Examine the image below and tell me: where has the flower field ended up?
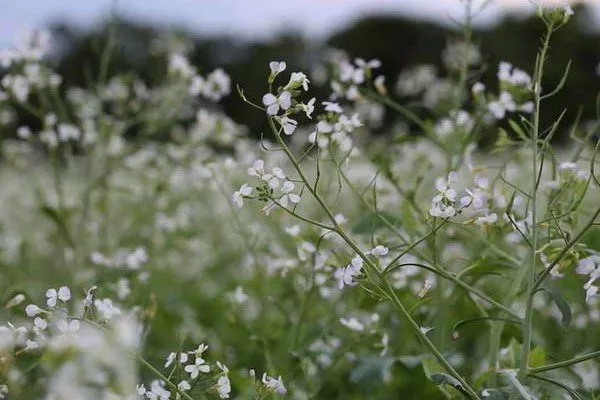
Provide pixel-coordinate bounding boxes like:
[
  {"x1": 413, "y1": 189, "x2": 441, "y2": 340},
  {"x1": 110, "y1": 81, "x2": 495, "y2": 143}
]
[{"x1": 2, "y1": 2, "x2": 600, "y2": 399}]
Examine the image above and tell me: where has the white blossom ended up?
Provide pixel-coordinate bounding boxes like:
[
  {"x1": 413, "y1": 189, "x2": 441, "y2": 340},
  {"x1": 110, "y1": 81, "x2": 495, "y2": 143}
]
[
  {"x1": 261, "y1": 373, "x2": 287, "y2": 395},
  {"x1": 262, "y1": 91, "x2": 292, "y2": 116}
]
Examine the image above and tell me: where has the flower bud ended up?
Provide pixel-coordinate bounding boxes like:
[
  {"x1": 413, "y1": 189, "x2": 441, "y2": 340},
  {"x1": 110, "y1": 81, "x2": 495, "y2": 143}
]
[{"x1": 538, "y1": 1, "x2": 573, "y2": 26}]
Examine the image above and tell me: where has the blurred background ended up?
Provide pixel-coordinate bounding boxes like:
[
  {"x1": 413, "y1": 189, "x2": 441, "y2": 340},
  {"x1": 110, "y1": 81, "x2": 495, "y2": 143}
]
[{"x1": 2, "y1": 0, "x2": 600, "y2": 140}]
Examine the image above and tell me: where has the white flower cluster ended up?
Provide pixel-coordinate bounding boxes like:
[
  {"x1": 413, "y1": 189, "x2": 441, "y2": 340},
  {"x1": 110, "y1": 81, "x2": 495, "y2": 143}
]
[
  {"x1": 2, "y1": 287, "x2": 141, "y2": 399},
  {"x1": 335, "y1": 255, "x2": 364, "y2": 289},
  {"x1": 308, "y1": 102, "x2": 362, "y2": 153},
  {"x1": 434, "y1": 109, "x2": 474, "y2": 141},
  {"x1": 168, "y1": 53, "x2": 231, "y2": 101},
  {"x1": 329, "y1": 57, "x2": 381, "y2": 101},
  {"x1": 233, "y1": 159, "x2": 301, "y2": 213},
  {"x1": 576, "y1": 256, "x2": 600, "y2": 303},
  {"x1": 0, "y1": 30, "x2": 62, "y2": 103},
  {"x1": 262, "y1": 61, "x2": 315, "y2": 136},
  {"x1": 544, "y1": 161, "x2": 589, "y2": 190},
  {"x1": 90, "y1": 246, "x2": 148, "y2": 270},
  {"x1": 483, "y1": 62, "x2": 534, "y2": 120},
  {"x1": 429, "y1": 172, "x2": 462, "y2": 218},
  {"x1": 138, "y1": 343, "x2": 230, "y2": 399},
  {"x1": 396, "y1": 64, "x2": 438, "y2": 97}
]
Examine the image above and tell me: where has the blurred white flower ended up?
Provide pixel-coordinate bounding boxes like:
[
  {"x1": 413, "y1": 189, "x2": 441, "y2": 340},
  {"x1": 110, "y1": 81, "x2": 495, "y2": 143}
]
[
  {"x1": 45, "y1": 286, "x2": 71, "y2": 308},
  {"x1": 262, "y1": 373, "x2": 287, "y2": 395}
]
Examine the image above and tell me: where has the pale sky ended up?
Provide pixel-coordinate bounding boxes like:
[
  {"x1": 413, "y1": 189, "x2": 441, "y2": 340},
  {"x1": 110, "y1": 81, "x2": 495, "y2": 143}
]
[{"x1": 1, "y1": 0, "x2": 598, "y2": 45}]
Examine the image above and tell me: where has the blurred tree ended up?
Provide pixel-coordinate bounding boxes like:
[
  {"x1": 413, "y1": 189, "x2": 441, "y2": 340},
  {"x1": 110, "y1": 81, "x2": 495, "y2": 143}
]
[{"x1": 8, "y1": 3, "x2": 600, "y2": 142}]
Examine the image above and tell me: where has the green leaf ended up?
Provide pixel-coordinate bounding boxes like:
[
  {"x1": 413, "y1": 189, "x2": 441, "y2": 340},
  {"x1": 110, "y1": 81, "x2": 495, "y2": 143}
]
[
  {"x1": 508, "y1": 119, "x2": 529, "y2": 141},
  {"x1": 493, "y1": 128, "x2": 518, "y2": 153},
  {"x1": 500, "y1": 338, "x2": 521, "y2": 369},
  {"x1": 501, "y1": 370, "x2": 539, "y2": 400},
  {"x1": 40, "y1": 205, "x2": 75, "y2": 248},
  {"x1": 422, "y1": 357, "x2": 469, "y2": 397},
  {"x1": 528, "y1": 346, "x2": 547, "y2": 369},
  {"x1": 545, "y1": 286, "x2": 572, "y2": 328}
]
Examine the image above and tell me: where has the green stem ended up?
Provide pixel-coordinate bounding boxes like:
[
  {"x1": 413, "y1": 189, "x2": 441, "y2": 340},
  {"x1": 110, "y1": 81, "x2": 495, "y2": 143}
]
[
  {"x1": 529, "y1": 350, "x2": 600, "y2": 374},
  {"x1": 385, "y1": 262, "x2": 520, "y2": 320},
  {"x1": 267, "y1": 117, "x2": 481, "y2": 400},
  {"x1": 139, "y1": 356, "x2": 199, "y2": 400},
  {"x1": 519, "y1": 23, "x2": 553, "y2": 379}
]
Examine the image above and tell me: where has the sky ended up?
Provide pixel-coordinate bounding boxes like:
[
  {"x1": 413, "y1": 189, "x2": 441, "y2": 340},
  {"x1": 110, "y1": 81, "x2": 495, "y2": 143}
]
[{"x1": 1, "y1": 0, "x2": 599, "y2": 45}]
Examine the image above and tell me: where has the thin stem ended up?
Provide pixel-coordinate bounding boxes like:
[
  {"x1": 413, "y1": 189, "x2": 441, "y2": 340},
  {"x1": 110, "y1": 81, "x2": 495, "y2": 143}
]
[
  {"x1": 534, "y1": 203, "x2": 600, "y2": 289},
  {"x1": 519, "y1": 23, "x2": 553, "y2": 378},
  {"x1": 529, "y1": 350, "x2": 600, "y2": 374},
  {"x1": 271, "y1": 198, "x2": 336, "y2": 231},
  {"x1": 266, "y1": 116, "x2": 481, "y2": 399},
  {"x1": 385, "y1": 263, "x2": 521, "y2": 320},
  {"x1": 139, "y1": 357, "x2": 198, "y2": 400}
]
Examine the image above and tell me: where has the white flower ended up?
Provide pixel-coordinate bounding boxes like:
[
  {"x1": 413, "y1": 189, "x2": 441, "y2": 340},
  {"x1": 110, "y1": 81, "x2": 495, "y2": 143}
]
[
  {"x1": 355, "y1": 57, "x2": 381, "y2": 70},
  {"x1": 56, "y1": 318, "x2": 80, "y2": 333},
  {"x1": 262, "y1": 373, "x2": 287, "y2": 395},
  {"x1": 339, "y1": 61, "x2": 364, "y2": 84},
  {"x1": 177, "y1": 380, "x2": 191, "y2": 392},
  {"x1": 334, "y1": 213, "x2": 347, "y2": 224},
  {"x1": 94, "y1": 298, "x2": 122, "y2": 320},
  {"x1": 340, "y1": 317, "x2": 365, "y2": 332},
  {"x1": 284, "y1": 225, "x2": 301, "y2": 236},
  {"x1": 323, "y1": 101, "x2": 343, "y2": 114},
  {"x1": 334, "y1": 256, "x2": 363, "y2": 289},
  {"x1": 285, "y1": 71, "x2": 310, "y2": 91},
  {"x1": 136, "y1": 384, "x2": 146, "y2": 396},
  {"x1": 232, "y1": 184, "x2": 252, "y2": 208},
  {"x1": 562, "y1": 2, "x2": 574, "y2": 16},
  {"x1": 433, "y1": 172, "x2": 458, "y2": 203},
  {"x1": 203, "y1": 68, "x2": 231, "y2": 100},
  {"x1": 25, "y1": 304, "x2": 43, "y2": 317},
  {"x1": 17, "y1": 126, "x2": 32, "y2": 140},
  {"x1": 262, "y1": 167, "x2": 286, "y2": 188},
  {"x1": 33, "y1": 317, "x2": 47, "y2": 331},
  {"x1": 57, "y1": 124, "x2": 80, "y2": 142},
  {"x1": 474, "y1": 213, "x2": 498, "y2": 225},
  {"x1": 277, "y1": 115, "x2": 298, "y2": 135},
  {"x1": 368, "y1": 245, "x2": 389, "y2": 257},
  {"x1": 40, "y1": 130, "x2": 58, "y2": 148},
  {"x1": 168, "y1": 53, "x2": 195, "y2": 77},
  {"x1": 165, "y1": 352, "x2": 176, "y2": 368},
  {"x1": 429, "y1": 172, "x2": 459, "y2": 218},
  {"x1": 184, "y1": 357, "x2": 210, "y2": 379},
  {"x1": 45, "y1": 286, "x2": 71, "y2": 308},
  {"x1": 300, "y1": 97, "x2": 316, "y2": 119},
  {"x1": 429, "y1": 203, "x2": 456, "y2": 218},
  {"x1": 472, "y1": 82, "x2": 485, "y2": 94},
  {"x1": 262, "y1": 91, "x2": 292, "y2": 116},
  {"x1": 576, "y1": 256, "x2": 600, "y2": 303},
  {"x1": 279, "y1": 181, "x2": 301, "y2": 207},
  {"x1": 488, "y1": 91, "x2": 517, "y2": 120},
  {"x1": 146, "y1": 380, "x2": 171, "y2": 400},
  {"x1": 5, "y1": 294, "x2": 25, "y2": 308},
  {"x1": 247, "y1": 159, "x2": 265, "y2": 177},
  {"x1": 180, "y1": 352, "x2": 189, "y2": 364},
  {"x1": 269, "y1": 61, "x2": 286, "y2": 75},
  {"x1": 217, "y1": 375, "x2": 231, "y2": 398},
  {"x1": 576, "y1": 256, "x2": 600, "y2": 275},
  {"x1": 190, "y1": 343, "x2": 208, "y2": 357}
]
